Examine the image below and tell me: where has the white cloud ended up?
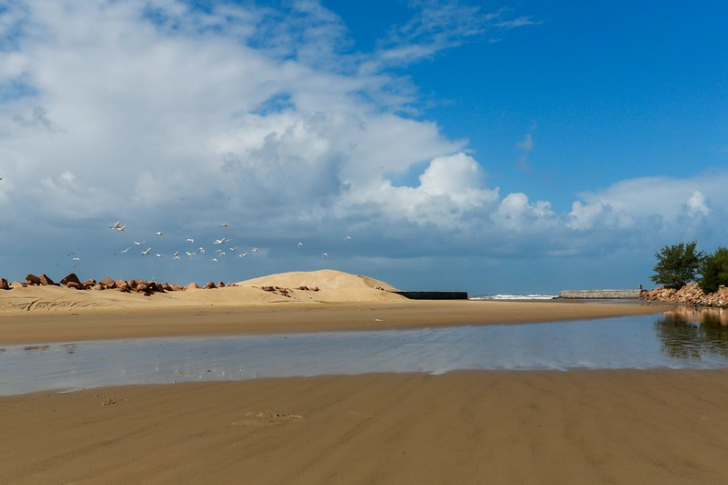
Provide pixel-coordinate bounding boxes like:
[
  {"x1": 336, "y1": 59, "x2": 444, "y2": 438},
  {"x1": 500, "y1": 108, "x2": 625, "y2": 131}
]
[{"x1": 0, "y1": 0, "x2": 726, "y2": 291}]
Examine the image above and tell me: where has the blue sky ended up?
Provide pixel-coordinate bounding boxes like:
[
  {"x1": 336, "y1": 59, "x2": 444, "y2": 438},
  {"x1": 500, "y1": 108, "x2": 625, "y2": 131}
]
[{"x1": 0, "y1": 0, "x2": 726, "y2": 294}]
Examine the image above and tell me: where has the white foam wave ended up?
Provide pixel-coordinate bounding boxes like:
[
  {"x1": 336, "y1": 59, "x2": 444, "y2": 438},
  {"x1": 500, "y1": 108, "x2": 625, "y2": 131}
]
[{"x1": 470, "y1": 294, "x2": 557, "y2": 301}]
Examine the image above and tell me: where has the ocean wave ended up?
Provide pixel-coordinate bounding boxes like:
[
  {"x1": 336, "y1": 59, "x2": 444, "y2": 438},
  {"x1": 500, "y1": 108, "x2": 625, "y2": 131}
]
[{"x1": 470, "y1": 294, "x2": 557, "y2": 301}]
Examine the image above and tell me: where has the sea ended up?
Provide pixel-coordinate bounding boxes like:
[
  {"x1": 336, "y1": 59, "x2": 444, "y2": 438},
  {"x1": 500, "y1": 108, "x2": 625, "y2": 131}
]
[{"x1": 469, "y1": 294, "x2": 557, "y2": 300}]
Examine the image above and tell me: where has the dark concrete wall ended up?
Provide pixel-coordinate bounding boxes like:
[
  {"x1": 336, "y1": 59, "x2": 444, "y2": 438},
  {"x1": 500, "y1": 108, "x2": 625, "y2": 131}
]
[{"x1": 394, "y1": 291, "x2": 469, "y2": 300}]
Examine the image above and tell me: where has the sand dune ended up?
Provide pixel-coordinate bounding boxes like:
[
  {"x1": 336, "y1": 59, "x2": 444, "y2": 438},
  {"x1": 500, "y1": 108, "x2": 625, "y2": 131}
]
[{"x1": 0, "y1": 269, "x2": 405, "y2": 315}]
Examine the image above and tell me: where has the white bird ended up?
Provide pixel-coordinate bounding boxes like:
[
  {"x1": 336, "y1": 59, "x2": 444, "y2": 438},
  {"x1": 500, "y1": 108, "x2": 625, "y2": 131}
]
[
  {"x1": 120, "y1": 247, "x2": 130, "y2": 254},
  {"x1": 238, "y1": 252, "x2": 248, "y2": 258},
  {"x1": 155, "y1": 253, "x2": 163, "y2": 258},
  {"x1": 344, "y1": 235, "x2": 351, "y2": 240},
  {"x1": 199, "y1": 247, "x2": 206, "y2": 254},
  {"x1": 321, "y1": 252, "x2": 328, "y2": 258},
  {"x1": 109, "y1": 221, "x2": 121, "y2": 230},
  {"x1": 116, "y1": 225, "x2": 126, "y2": 232},
  {"x1": 251, "y1": 247, "x2": 258, "y2": 252},
  {"x1": 213, "y1": 238, "x2": 230, "y2": 245},
  {"x1": 297, "y1": 242, "x2": 303, "y2": 247},
  {"x1": 142, "y1": 248, "x2": 151, "y2": 255},
  {"x1": 133, "y1": 240, "x2": 146, "y2": 246},
  {"x1": 155, "y1": 231, "x2": 164, "y2": 236},
  {"x1": 173, "y1": 251, "x2": 180, "y2": 260},
  {"x1": 186, "y1": 238, "x2": 194, "y2": 243},
  {"x1": 211, "y1": 258, "x2": 218, "y2": 262},
  {"x1": 219, "y1": 222, "x2": 229, "y2": 228},
  {"x1": 228, "y1": 247, "x2": 236, "y2": 252},
  {"x1": 186, "y1": 251, "x2": 196, "y2": 258}
]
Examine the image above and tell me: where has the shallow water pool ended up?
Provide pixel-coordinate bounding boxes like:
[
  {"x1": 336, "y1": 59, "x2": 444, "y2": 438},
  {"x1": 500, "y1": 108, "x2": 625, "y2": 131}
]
[{"x1": 2, "y1": 309, "x2": 728, "y2": 395}]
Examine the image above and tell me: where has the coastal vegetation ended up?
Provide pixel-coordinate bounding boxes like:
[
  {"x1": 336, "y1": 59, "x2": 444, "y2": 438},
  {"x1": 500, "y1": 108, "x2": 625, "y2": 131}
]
[
  {"x1": 652, "y1": 242, "x2": 728, "y2": 293},
  {"x1": 650, "y1": 241, "x2": 703, "y2": 289}
]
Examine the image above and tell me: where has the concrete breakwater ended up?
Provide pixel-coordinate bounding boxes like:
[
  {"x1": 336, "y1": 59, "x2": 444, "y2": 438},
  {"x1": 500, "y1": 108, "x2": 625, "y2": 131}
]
[
  {"x1": 394, "y1": 291, "x2": 469, "y2": 300},
  {"x1": 559, "y1": 289, "x2": 643, "y2": 299}
]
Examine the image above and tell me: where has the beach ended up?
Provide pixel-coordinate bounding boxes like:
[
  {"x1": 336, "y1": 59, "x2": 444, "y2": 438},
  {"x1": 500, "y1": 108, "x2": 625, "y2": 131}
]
[{"x1": 4, "y1": 271, "x2": 728, "y2": 484}]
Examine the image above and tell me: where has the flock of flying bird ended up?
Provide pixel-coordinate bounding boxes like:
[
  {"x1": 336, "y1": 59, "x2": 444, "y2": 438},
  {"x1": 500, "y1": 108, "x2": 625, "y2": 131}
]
[{"x1": 88, "y1": 220, "x2": 351, "y2": 267}]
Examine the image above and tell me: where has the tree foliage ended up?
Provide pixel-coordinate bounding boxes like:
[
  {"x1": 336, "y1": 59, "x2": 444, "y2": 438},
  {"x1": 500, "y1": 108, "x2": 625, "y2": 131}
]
[
  {"x1": 650, "y1": 241, "x2": 704, "y2": 289},
  {"x1": 698, "y1": 247, "x2": 728, "y2": 294}
]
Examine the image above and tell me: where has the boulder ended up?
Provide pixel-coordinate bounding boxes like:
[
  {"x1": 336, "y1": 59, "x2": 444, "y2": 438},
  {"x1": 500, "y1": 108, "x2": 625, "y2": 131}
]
[
  {"x1": 204, "y1": 281, "x2": 217, "y2": 289},
  {"x1": 82, "y1": 279, "x2": 97, "y2": 290},
  {"x1": 185, "y1": 282, "x2": 200, "y2": 290},
  {"x1": 61, "y1": 273, "x2": 81, "y2": 286},
  {"x1": 66, "y1": 281, "x2": 82, "y2": 290},
  {"x1": 99, "y1": 277, "x2": 116, "y2": 289},
  {"x1": 39, "y1": 273, "x2": 56, "y2": 286},
  {"x1": 25, "y1": 274, "x2": 41, "y2": 285},
  {"x1": 0, "y1": 278, "x2": 9, "y2": 290}
]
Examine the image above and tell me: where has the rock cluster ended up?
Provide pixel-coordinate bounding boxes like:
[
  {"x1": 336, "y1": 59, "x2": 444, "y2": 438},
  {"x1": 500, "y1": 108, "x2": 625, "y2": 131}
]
[
  {"x1": 0, "y1": 273, "x2": 232, "y2": 296},
  {"x1": 258, "y1": 285, "x2": 320, "y2": 297},
  {"x1": 640, "y1": 282, "x2": 728, "y2": 307}
]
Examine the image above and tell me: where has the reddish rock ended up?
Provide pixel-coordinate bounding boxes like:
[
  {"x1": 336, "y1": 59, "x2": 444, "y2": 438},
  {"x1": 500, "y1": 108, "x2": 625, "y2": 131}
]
[
  {"x1": 218, "y1": 281, "x2": 226, "y2": 288},
  {"x1": 82, "y1": 279, "x2": 96, "y2": 290},
  {"x1": 148, "y1": 281, "x2": 163, "y2": 293},
  {"x1": 99, "y1": 277, "x2": 116, "y2": 289},
  {"x1": 11, "y1": 281, "x2": 27, "y2": 288},
  {"x1": 61, "y1": 273, "x2": 81, "y2": 286},
  {"x1": 161, "y1": 282, "x2": 173, "y2": 292},
  {"x1": 39, "y1": 273, "x2": 56, "y2": 286},
  {"x1": 0, "y1": 278, "x2": 9, "y2": 290},
  {"x1": 172, "y1": 284, "x2": 183, "y2": 291},
  {"x1": 185, "y1": 282, "x2": 200, "y2": 290},
  {"x1": 66, "y1": 281, "x2": 82, "y2": 290},
  {"x1": 25, "y1": 274, "x2": 41, "y2": 285},
  {"x1": 204, "y1": 281, "x2": 217, "y2": 289}
]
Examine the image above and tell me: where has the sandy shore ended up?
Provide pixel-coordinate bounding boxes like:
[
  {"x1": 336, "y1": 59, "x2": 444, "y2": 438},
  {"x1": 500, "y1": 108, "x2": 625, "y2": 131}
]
[
  {"x1": 0, "y1": 299, "x2": 672, "y2": 345},
  {"x1": 6, "y1": 270, "x2": 713, "y2": 484},
  {"x1": 3, "y1": 370, "x2": 728, "y2": 484}
]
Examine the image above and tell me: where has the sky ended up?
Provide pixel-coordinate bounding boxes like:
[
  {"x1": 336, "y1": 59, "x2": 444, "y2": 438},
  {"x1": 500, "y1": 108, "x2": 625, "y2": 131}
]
[{"x1": 0, "y1": 0, "x2": 726, "y2": 295}]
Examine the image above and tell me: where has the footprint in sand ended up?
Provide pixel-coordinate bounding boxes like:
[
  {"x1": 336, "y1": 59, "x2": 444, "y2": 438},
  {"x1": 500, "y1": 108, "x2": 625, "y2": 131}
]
[{"x1": 232, "y1": 411, "x2": 304, "y2": 427}]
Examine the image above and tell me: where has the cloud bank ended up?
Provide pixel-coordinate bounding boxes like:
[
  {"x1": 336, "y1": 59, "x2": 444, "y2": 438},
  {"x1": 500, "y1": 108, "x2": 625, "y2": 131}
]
[{"x1": 0, "y1": 0, "x2": 726, "y2": 292}]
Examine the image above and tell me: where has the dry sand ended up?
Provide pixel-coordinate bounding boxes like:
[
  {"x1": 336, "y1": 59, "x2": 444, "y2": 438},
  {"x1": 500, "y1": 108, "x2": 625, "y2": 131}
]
[
  {"x1": 0, "y1": 269, "x2": 670, "y2": 345},
  {"x1": 5, "y1": 269, "x2": 721, "y2": 484}
]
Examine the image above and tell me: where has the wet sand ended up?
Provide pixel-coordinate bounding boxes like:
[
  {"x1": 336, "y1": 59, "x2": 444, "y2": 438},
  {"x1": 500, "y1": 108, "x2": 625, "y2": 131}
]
[
  {"x1": 4, "y1": 271, "x2": 708, "y2": 483},
  {"x1": 2, "y1": 370, "x2": 728, "y2": 484}
]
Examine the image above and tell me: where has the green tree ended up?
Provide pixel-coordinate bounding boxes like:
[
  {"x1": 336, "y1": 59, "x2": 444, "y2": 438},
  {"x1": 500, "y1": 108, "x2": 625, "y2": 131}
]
[
  {"x1": 650, "y1": 241, "x2": 704, "y2": 289},
  {"x1": 698, "y1": 247, "x2": 728, "y2": 294}
]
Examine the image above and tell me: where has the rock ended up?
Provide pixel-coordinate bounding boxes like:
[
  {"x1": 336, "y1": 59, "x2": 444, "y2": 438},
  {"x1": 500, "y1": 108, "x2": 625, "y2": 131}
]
[
  {"x1": 218, "y1": 281, "x2": 226, "y2": 288},
  {"x1": 204, "y1": 281, "x2": 217, "y2": 289},
  {"x1": 25, "y1": 274, "x2": 41, "y2": 285},
  {"x1": 11, "y1": 281, "x2": 27, "y2": 288},
  {"x1": 0, "y1": 278, "x2": 9, "y2": 290},
  {"x1": 39, "y1": 273, "x2": 56, "y2": 286},
  {"x1": 61, "y1": 273, "x2": 81, "y2": 286},
  {"x1": 66, "y1": 281, "x2": 82, "y2": 290},
  {"x1": 172, "y1": 284, "x2": 183, "y2": 291},
  {"x1": 82, "y1": 279, "x2": 97, "y2": 290},
  {"x1": 99, "y1": 277, "x2": 116, "y2": 289},
  {"x1": 185, "y1": 282, "x2": 200, "y2": 290}
]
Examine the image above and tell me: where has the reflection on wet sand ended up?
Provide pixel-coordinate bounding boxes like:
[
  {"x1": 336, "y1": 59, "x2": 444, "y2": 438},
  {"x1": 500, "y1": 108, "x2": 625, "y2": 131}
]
[{"x1": 655, "y1": 307, "x2": 728, "y2": 360}]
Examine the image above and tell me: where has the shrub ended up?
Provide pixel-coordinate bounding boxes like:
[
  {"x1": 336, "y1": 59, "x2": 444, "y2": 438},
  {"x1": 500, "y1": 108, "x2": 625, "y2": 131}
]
[
  {"x1": 650, "y1": 241, "x2": 704, "y2": 289},
  {"x1": 698, "y1": 247, "x2": 728, "y2": 294}
]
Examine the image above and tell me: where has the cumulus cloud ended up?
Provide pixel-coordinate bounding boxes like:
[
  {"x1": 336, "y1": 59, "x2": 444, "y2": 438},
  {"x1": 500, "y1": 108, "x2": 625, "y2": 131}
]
[{"x1": 0, "y1": 0, "x2": 726, "y2": 291}]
